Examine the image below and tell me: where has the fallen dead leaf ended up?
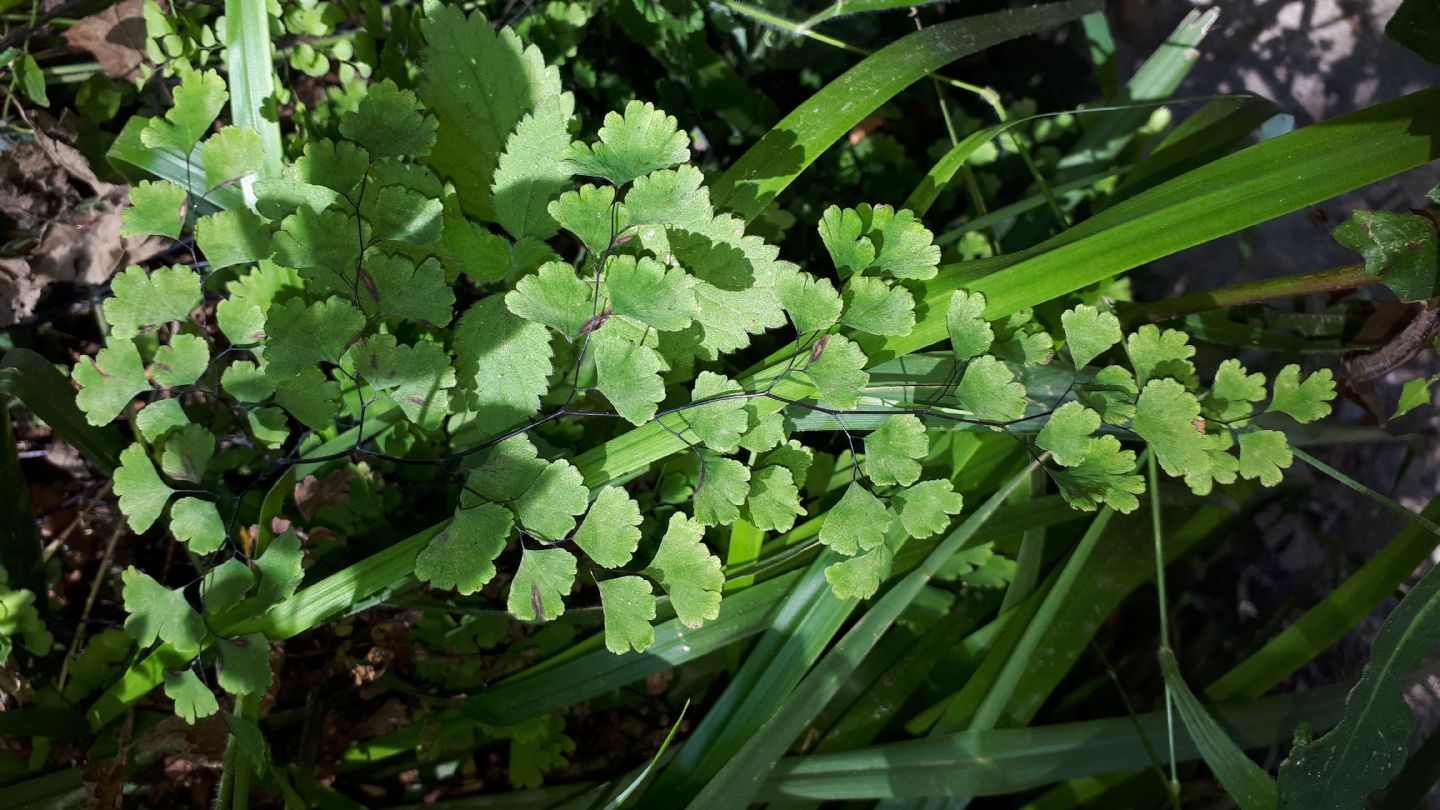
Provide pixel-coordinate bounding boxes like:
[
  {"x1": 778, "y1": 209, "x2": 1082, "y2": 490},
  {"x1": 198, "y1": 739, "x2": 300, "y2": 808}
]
[{"x1": 62, "y1": 0, "x2": 147, "y2": 79}]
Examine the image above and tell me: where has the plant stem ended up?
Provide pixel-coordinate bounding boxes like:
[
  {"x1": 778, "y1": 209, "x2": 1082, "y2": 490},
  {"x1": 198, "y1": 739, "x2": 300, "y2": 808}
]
[
  {"x1": 1122, "y1": 264, "x2": 1374, "y2": 326},
  {"x1": 1148, "y1": 452, "x2": 1180, "y2": 808}
]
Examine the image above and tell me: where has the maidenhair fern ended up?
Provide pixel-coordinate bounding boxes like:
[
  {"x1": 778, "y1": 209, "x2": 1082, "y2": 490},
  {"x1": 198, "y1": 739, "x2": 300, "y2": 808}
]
[{"x1": 83, "y1": 5, "x2": 1338, "y2": 722}]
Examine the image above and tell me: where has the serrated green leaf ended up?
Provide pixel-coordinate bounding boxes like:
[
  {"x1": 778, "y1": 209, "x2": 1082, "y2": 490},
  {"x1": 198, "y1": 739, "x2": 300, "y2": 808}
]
[
  {"x1": 121, "y1": 566, "x2": 204, "y2": 651},
  {"x1": 739, "y1": 399, "x2": 787, "y2": 454},
  {"x1": 1205, "y1": 358, "x2": 1268, "y2": 421},
  {"x1": 607, "y1": 255, "x2": 698, "y2": 331},
  {"x1": 893, "y1": 479, "x2": 964, "y2": 539},
  {"x1": 195, "y1": 209, "x2": 271, "y2": 270},
  {"x1": 864, "y1": 414, "x2": 928, "y2": 487},
  {"x1": 247, "y1": 407, "x2": 289, "y2": 449},
  {"x1": 217, "y1": 633, "x2": 272, "y2": 696},
  {"x1": 760, "y1": 440, "x2": 814, "y2": 484},
  {"x1": 1049, "y1": 434, "x2": 1143, "y2": 513},
  {"x1": 141, "y1": 69, "x2": 226, "y2": 154},
  {"x1": 508, "y1": 547, "x2": 578, "y2": 621},
  {"x1": 565, "y1": 100, "x2": 689, "y2": 186},
  {"x1": 339, "y1": 79, "x2": 436, "y2": 158},
  {"x1": 272, "y1": 207, "x2": 362, "y2": 295},
  {"x1": 818, "y1": 205, "x2": 875, "y2": 277},
  {"x1": 647, "y1": 512, "x2": 722, "y2": 628},
  {"x1": 415, "y1": 504, "x2": 514, "y2": 594},
  {"x1": 743, "y1": 465, "x2": 805, "y2": 532},
  {"x1": 494, "y1": 92, "x2": 575, "y2": 240},
  {"x1": 73, "y1": 340, "x2": 150, "y2": 426},
  {"x1": 946, "y1": 290, "x2": 993, "y2": 361},
  {"x1": 221, "y1": 360, "x2": 276, "y2": 403},
  {"x1": 1126, "y1": 324, "x2": 1197, "y2": 386},
  {"x1": 464, "y1": 436, "x2": 548, "y2": 503},
  {"x1": 574, "y1": 486, "x2": 642, "y2": 567},
  {"x1": 105, "y1": 265, "x2": 200, "y2": 339},
  {"x1": 776, "y1": 273, "x2": 842, "y2": 334},
  {"x1": 693, "y1": 457, "x2": 751, "y2": 526},
  {"x1": 550, "y1": 184, "x2": 628, "y2": 256},
  {"x1": 819, "y1": 484, "x2": 891, "y2": 555},
  {"x1": 1396, "y1": 374, "x2": 1438, "y2": 417},
  {"x1": 203, "y1": 126, "x2": 262, "y2": 190},
  {"x1": 1036, "y1": 401, "x2": 1100, "y2": 467},
  {"x1": 274, "y1": 368, "x2": 340, "y2": 431},
  {"x1": 825, "y1": 545, "x2": 893, "y2": 600},
  {"x1": 201, "y1": 559, "x2": 253, "y2": 616},
  {"x1": 1333, "y1": 209, "x2": 1439, "y2": 301},
  {"x1": 216, "y1": 261, "x2": 301, "y2": 348},
  {"x1": 514, "y1": 459, "x2": 588, "y2": 541},
  {"x1": 593, "y1": 321, "x2": 668, "y2": 424},
  {"x1": 1078, "y1": 364, "x2": 1138, "y2": 425},
  {"x1": 956, "y1": 355, "x2": 1026, "y2": 422},
  {"x1": 991, "y1": 311, "x2": 1055, "y2": 365},
  {"x1": 841, "y1": 276, "x2": 915, "y2": 336},
  {"x1": 1060, "y1": 304, "x2": 1121, "y2": 369},
  {"x1": 171, "y1": 502, "x2": 228, "y2": 579},
  {"x1": 160, "y1": 423, "x2": 213, "y2": 483},
  {"x1": 122, "y1": 180, "x2": 187, "y2": 239},
  {"x1": 151, "y1": 334, "x2": 209, "y2": 388},
  {"x1": 507, "y1": 261, "x2": 594, "y2": 341},
  {"x1": 803, "y1": 335, "x2": 870, "y2": 410},
  {"x1": 250, "y1": 530, "x2": 304, "y2": 611},
  {"x1": 1132, "y1": 378, "x2": 1237, "y2": 496},
  {"x1": 687, "y1": 372, "x2": 749, "y2": 452},
  {"x1": 264, "y1": 296, "x2": 365, "y2": 378},
  {"x1": 868, "y1": 204, "x2": 941, "y2": 279},
  {"x1": 348, "y1": 335, "x2": 456, "y2": 430},
  {"x1": 598, "y1": 576, "x2": 656, "y2": 654},
  {"x1": 1267, "y1": 364, "x2": 1335, "y2": 424},
  {"x1": 367, "y1": 185, "x2": 444, "y2": 245},
  {"x1": 114, "y1": 444, "x2": 173, "y2": 532},
  {"x1": 135, "y1": 399, "x2": 189, "y2": 442},
  {"x1": 455, "y1": 295, "x2": 554, "y2": 433},
  {"x1": 1238, "y1": 429, "x2": 1292, "y2": 486},
  {"x1": 163, "y1": 668, "x2": 219, "y2": 723}
]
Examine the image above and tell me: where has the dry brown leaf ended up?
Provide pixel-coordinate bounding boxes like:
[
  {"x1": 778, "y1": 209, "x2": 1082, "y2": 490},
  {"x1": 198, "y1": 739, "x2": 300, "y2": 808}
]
[{"x1": 62, "y1": 0, "x2": 147, "y2": 79}]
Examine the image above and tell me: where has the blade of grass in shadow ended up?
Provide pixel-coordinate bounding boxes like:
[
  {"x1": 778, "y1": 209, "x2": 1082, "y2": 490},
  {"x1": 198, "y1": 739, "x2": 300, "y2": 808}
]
[
  {"x1": 0, "y1": 399, "x2": 45, "y2": 601},
  {"x1": 1158, "y1": 651, "x2": 1277, "y2": 810},
  {"x1": 601, "y1": 700, "x2": 688, "y2": 810},
  {"x1": 687, "y1": 463, "x2": 1036, "y2": 809}
]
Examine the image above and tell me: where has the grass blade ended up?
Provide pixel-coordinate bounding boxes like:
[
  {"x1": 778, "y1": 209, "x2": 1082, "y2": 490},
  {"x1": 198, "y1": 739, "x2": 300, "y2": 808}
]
[
  {"x1": 0, "y1": 399, "x2": 44, "y2": 601},
  {"x1": 223, "y1": 0, "x2": 283, "y2": 179}
]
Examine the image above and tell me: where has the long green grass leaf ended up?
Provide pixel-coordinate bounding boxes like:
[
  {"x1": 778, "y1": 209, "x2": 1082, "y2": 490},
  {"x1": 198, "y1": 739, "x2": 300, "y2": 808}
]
[
  {"x1": 1159, "y1": 650, "x2": 1278, "y2": 810},
  {"x1": 223, "y1": 0, "x2": 283, "y2": 179}
]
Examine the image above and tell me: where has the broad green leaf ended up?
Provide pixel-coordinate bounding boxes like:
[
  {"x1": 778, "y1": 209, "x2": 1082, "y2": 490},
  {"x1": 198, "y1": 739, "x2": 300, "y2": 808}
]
[
  {"x1": 743, "y1": 466, "x2": 805, "y2": 533},
  {"x1": 841, "y1": 276, "x2": 915, "y2": 336},
  {"x1": 114, "y1": 444, "x2": 173, "y2": 533},
  {"x1": 507, "y1": 261, "x2": 595, "y2": 342},
  {"x1": 1049, "y1": 435, "x2": 1143, "y2": 513},
  {"x1": 415, "y1": 505, "x2": 514, "y2": 595},
  {"x1": 202, "y1": 126, "x2": 262, "y2": 190},
  {"x1": 947, "y1": 290, "x2": 993, "y2": 361},
  {"x1": 1077, "y1": 365, "x2": 1138, "y2": 425},
  {"x1": 802, "y1": 335, "x2": 869, "y2": 409},
  {"x1": 759, "y1": 440, "x2": 814, "y2": 484},
  {"x1": 825, "y1": 545, "x2": 893, "y2": 600},
  {"x1": 202, "y1": 559, "x2": 253, "y2": 615},
  {"x1": 494, "y1": 92, "x2": 576, "y2": 240},
  {"x1": 121, "y1": 180, "x2": 187, "y2": 239},
  {"x1": 250, "y1": 530, "x2": 305, "y2": 611},
  {"x1": 420, "y1": 5, "x2": 559, "y2": 221},
  {"x1": 1333, "y1": 209, "x2": 1439, "y2": 301},
  {"x1": 892, "y1": 479, "x2": 964, "y2": 539},
  {"x1": 865, "y1": 204, "x2": 940, "y2": 280},
  {"x1": 455, "y1": 295, "x2": 554, "y2": 432},
  {"x1": 195, "y1": 210, "x2": 270, "y2": 270},
  {"x1": 163, "y1": 668, "x2": 219, "y2": 723},
  {"x1": 135, "y1": 399, "x2": 189, "y2": 442},
  {"x1": 1036, "y1": 401, "x2": 1100, "y2": 467},
  {"x1": 464, "y1": 436, "x2": 548, "y2": 502},
  {"x1": 566, "y1": 100, "x2": 690, "y2": 186},
  {"x1": 574, "y1": 486, "x2": 643, "y2": 567},
  {"x1": 1125, "y1": 323, "x2": 1196, "y2": 386},
  {"x1": 160, "y1": 423, "x2": 213, "y2": 483},
  {"x1": 142, "y1": 69, "x2": 226, "y2": 154},
  {"x1": 73, "y1": 341, "x2": 150, "y2": 426},
  {"x1": 1060, "y1": 304, "x2": 1121, "y2": 369},
  {"x1": 598, "y1": 576, "x2": 657, "y2": 654},
  {"x1": 1205, "y1": 358, "x2": 1267, "y2": 421},
  {"x1": 264, "y1": 297, "x2": 365, "y2": 378},
  {"x1": 1132, "y1": 378, "x2": 1237, "y2": 496},
  {"x1": 121, "y1": 567, "x2": 205, "y2": 651},
  {"x1": 508, "y1": 548, "x2": 578, "y2": 621},
  {"x1": 272, "y1": 207, "x2": 361, "y2": 293},
  {"x1": 593, "y1": 322, "x2": 668, "y2": 424},
  {"x1": 955, "y1": 355, "x2": 1026, "y2": 422},
  {"x1": 248, "y1": 407, "x2": 289, "y2": 448},
  {"x1": 687, "y1": 372, "x2": 749, "y2": 452},
  {"x1": 819, "y1": 484, "x2": 891, "y2": 555},
  {"x1": 105, "y1": 265, "x2": 200, "y2": 339},
  {"x1": 274, "y1": 368, "x2": 340, "y2": 431},
  {"x1": 863, "y1": 414, "x2": 927, "y2": 486},
  {"x1": 151, "y1": 335, "x2": 209, "y2": 388},
  {"x1": 1267, "y1": 365, "x2": 1335, "y2": 424},
  {"x1": 550, "y1": 184, "x2": 628, "y2": 256},
  {"x1": 347, "y1": 335, "x2": 457, "y2": 430},
  {"x1": 991, "y1": 310, "x2": 1054, "y2": 366},
  {"x1": 339, "y1": 79, "x2": 436, "y2": 158},
  {"x1": 221, "y1": 361, "x2": 276, "y2": 403},
  {"x1": 777, "y1": 274, "x2": 842, "y2": 334},
  {"x1": 1237, "y1": 429, "x2": 1292, "y2": 486},
  {"x1": 216, "y1": 634, "x2": 272, "y2": 696},
  {"x1": 366, "y1": 186, "x2": 444, "y2": 245},
  {"x1": 739, "y1": 399, "x2": 787, "y2": 454},
  {"x1": 170, "y1": 498, "x2": 224, "y2": 554},
  {"x1": 1396, "y1": 374, "x2": 1438, "y2": 417},
  {"x1": 513, "y1": 459, "x2": 588, "y2": 541},
  {"x1": 607, "y1": 255, "x2": 698, "y2": 331},
  {"x1": 647, "y1": 512, "x2": 723, "y2": 628},
  {"x1": 694, "y1": 457, "x2": 751, "y2": 526},
  {"x1": 818, "y1": 205, "x2": 875, "y2": 277}
]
